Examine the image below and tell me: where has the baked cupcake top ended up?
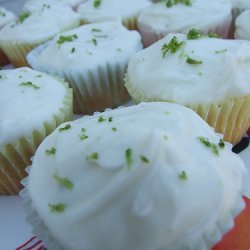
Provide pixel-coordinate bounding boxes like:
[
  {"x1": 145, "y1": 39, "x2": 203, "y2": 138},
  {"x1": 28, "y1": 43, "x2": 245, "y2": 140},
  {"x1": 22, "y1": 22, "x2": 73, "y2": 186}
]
[
  {"x1": 77, "y1": 0, "x2": 151, "y2": 23},
  {"x1": 28, "y1": 102, "x2": 246, "y2": 250},
  {"x1": 27, "y1": 21, "x2": 142, "y2": 71},
  {"x1": 0, "y1": 67, "x2": 68, "y2": 148},
  {"x1": 235, "y1": 10, "x2": 250, "y2": 40},
  {"x1": 0, "y1": 7, "x2": 16, "y2": 29},
  {"x1": 138, "y1": 0, "x2": 232, "y2": 35},
  {"x1": 0, "y1": 4, "x2": 81, "y2": 43},
  {"x1": 23, "y1": 0, "x2": 85, "y2": 12},
  {"x1": 126, "y1": 32, "x2": 250, "y2": 105}
]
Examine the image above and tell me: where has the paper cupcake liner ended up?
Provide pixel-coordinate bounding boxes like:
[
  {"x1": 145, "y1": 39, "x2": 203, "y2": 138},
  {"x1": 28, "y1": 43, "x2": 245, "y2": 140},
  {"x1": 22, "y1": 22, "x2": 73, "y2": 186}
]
[
  {"x1": 19, "y1": 164, "x2": 246, "y2": 250},
  {"x1": 0, "y1": 48, "x2": 9, "y2": 66},
  {"x1": 187, "y1": 96, "x2": 250, "y2": 145},
  {"x1": 0, "y1": 81, "x2": 73, "y2": 195},
  {"x1": 27, "y1": 42, "x2": 130, "y2": 114},
  {"x1": 0, "y1": 41, "x2": 38, "y2": 67},
  {"x1": 138, "y1": 14, "x2": 232, "y2": 47},
  {"x1": 122, "y1": 16, "x2": 138, "y2": 30},
  {"x1": 125, "y1": 75, "x2": 250, "y2": 145}
]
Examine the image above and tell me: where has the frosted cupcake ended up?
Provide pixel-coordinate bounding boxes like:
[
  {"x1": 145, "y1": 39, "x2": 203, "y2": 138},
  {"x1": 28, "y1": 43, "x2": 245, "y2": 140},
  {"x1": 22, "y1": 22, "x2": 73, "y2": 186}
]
[
  {"x1": 23, "y1": 0, "x2": 86, "y2": 12},
  {"x1": 77, "y1": 0, "x2": 152, "y2": 30},
  {"x1": 234, "y1": 10, "x2": 250, "y2": 40},
  {"x1": 0, "y1": 8, "x2": 16, "y2": 65},
  {"x1": 27, "y1": 21, "x2": 142, "y2": 114},
  {"x1": 21, "y1": 102, "x2": 247, "y2": 250},
  {"x1": 0, "y1": 4, "x2": 81, "y2": 67},
  {"x1": 138, "y1": 0, "x2": 232, "y2": 47},
  {"x1": 0, "y1": 67, "x2": 73, "y2": 195},
  {"x1": 125, "y1": 32, "x2": 250, "y2": 144}
]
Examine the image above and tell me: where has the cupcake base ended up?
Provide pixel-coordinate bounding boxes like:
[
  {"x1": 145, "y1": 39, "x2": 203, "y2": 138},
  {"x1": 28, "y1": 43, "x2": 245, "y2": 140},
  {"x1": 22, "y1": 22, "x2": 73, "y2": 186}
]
[
  {"x1": 0, "y1": 48, "x2": 9, "y2": 66},
  {"x1": 0, "y1": 82, "x2": 73, "y2": 195}
]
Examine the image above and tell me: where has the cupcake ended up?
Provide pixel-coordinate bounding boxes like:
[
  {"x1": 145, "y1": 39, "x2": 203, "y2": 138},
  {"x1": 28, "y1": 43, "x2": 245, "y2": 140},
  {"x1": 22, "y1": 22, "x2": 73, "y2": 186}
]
[
  {"x1": 27, "y1": 21, "x2": 143, "y2": 114},
  {"x1": 0, "y1": 3, "x2": 81, "y2": 67},
  {"x1": 23, "y1": 0, "x2": 86, "y2": 12},
  {"x1": 125, "y1": 32, "x2": 250, "y2": 144},
  {"x1": 234, "y1": 10, "x2": 250, "y2": 40},
  {"x1": 21, "y1": 102, "x2": 246, "y2": 250},
  {"x1": 77, "y1": 0, "x2": 152, "y2": 30},
  {"x1": 0, "y1": 67, "x2": 73, "y2": 195},
  {"x1": 138, "y1": 0, "x2": 232, "y2": 47},
  {"x1": 0, "y1": 7, "x2": 16, "y2": 66}
]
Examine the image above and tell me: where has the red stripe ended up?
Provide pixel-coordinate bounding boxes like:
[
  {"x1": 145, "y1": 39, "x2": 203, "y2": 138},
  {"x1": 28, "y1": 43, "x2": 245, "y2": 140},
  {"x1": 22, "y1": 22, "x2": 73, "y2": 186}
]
[
  {"x1": 16, "y1": 236, "x2": 37, "y2": 250},
  {"x1": 37, "y1": 246, "x2": 45, "y2": 250},
  {"x1": 25, "y1": 240, "x2": 43, "y2": 250}
]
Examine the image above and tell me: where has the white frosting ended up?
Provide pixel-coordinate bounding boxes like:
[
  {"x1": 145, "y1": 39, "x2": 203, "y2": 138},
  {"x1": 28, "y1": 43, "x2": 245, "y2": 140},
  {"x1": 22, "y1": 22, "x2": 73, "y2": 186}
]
[
  {"x1": 138, "y1": 0, "x2": 232, "y2": 34},
  {"x1": 126, "y1": 33, "x2": 250, "y2": 105},
  {"x1": 28, "y1": 102, "x2": 246, "y2": 250},
  {"x1": 235, "y1": 10, "x2": 250, "y2": 40},
  {"x1": 0, "y1": 4, "x2": 81, "y2": 43},
  {"x1": 77, "y1": 0, "x2": 152, "y2": 23},
  {"x1": 229, "y1": 0, "x2": 250, "y2": 10},
  {"x1": 0, "y1": 67, "x2": 67, "y2": 148},
  {"x1": 28, "y1": 21, "x2": 142, "y2": 71},
  {"x1": 23, "y1": 0, "x2": 86, "y2": 12},
  {"x1": 0, "y1": 7, "x2": 16, "y2": 29}
]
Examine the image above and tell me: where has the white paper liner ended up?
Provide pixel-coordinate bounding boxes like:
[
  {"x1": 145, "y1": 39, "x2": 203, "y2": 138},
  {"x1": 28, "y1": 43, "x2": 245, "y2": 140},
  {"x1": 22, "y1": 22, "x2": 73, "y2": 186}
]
[
  {"x1": 19, "y1": 162, "x2": 246, "y2": 250},
  {"x1": 138, "y1": 14, "x2": 232, "y2": 47},
  {"x1": 27, "y1": 41, "x2": 131, "y2": 114}
]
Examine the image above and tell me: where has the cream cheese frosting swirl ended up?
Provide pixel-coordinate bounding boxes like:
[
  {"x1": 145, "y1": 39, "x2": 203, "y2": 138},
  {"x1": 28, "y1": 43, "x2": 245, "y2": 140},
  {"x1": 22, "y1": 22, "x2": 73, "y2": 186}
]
[
  {"x1": 28, "y1": 102, "x2": 246, "y2": 250},
  {"x1": 0, "y1": 7, "x2": 16, "y2": 29},
  {"x1": 126, "y1": 33, "x2": 250, "y2": 105},
  {"x1": 27, "y1": 21, "x2": 142, "y2": 72},
  {"x1": 138, "y1": 0, "x2": 232, "y2": 35},
  {"x1": 0, "y1": 4, "x2": 81, "y2": 43},
  {"x1": 235, "y1": 10, "x2": 250, "y2": 40},
  {"x1": 77, "y1": 0, "x2": 151, "y2": 23}
]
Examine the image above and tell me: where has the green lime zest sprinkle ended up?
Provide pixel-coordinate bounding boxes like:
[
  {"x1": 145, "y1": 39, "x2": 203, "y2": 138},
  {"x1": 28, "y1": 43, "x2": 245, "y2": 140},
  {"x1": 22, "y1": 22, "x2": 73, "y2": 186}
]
[
  {"x1": 79, "y1": 134, "x2": 88, "y2": 140},
  {"x1": 215, "y1": 49, "x2": 228, "y2": 54},
  {"x1": 98, "y1": 116, "x2": 106, "y2": 123},
  {"x1": 198, "y1": 137, "x2": 219, "y2": 155},
  {"x1": 125, "y1": 148, "x2": 132, "y2": 169},
  {"x1": 57, "y1": 34, "x2": 78, "y2": 45},
  {"x1": 16, "y1": 12, "x2": 30, "y2": 24},
  {"x1": 91, "y1": 28, "x2": 102, "y2": 32},
  {"x1": 93, "y1": 0, "x2": 101, "y2": 8},
  {"x1": 108, "y1": 117, "x2": 113, "y2": 122},
  {"x1": 53, "y1": 173, "x2": 74, "y2": 190},
  {"x1": 140, "y1": 155, "x2": 149, "y2": 163},
  {"x1": 117, "y1": 48, "x2": 122, "y2": 52},
  {"x1": 178, "y1": 171, "x2": 188, "y2": 180},
  {"x1": 162, "y1": 36, "x2": 185, "y2": 58},
  {"x1": 86, "y1": 152, "x2": 98, "y2": 161},
  {"x1": 35, "y1": 74, "x2": 42, "y2": 78},
  {"x1": 187, "y1": 28, "x2": 203, "y2": 40},
  {"x1": 92, "y1": 38, "x2": 98, "y2": 46},
  {"x1": 58, "y1": 124, "x2": 71, "y2": 132},
  {"x1": 71, "y1": 47, "x2": 76, "y2": 53},
  {"x1": 166, "y1": 0, "x2": 192, "y2": 7},
  {"x1": 81, "y1": 128, "x2": 86, "y2": 133},
  {"x1": 208, "y1": 32, "x2": 219, "y2": 38},
  {"x1": 186, "y1": 57, "x2": 202, "y2": 65},
  {"x1": 218, "y1": 139, "x2": 225, "y2": 149},
  {"x1": 112, "y1": 127, "x2": 117, "y2": 132},
  {"x1": 48, "y1": 203, "x2": 66, "y2": 213},
  {"x1": 0, "y1": 74, "x2": 7, "y2": 79},
  {"x1": 45, "y1": 147, "x2": 56, "y2": 155},
  {"x1": 163, "y1": 135, "x2": 168, "y2": 140},
  {"x1": 19, "y1": 81, "x2": 40, "y2": 89},
  {"x1": 0, "y1": 11, "x2": 6, "y2": 17}
]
